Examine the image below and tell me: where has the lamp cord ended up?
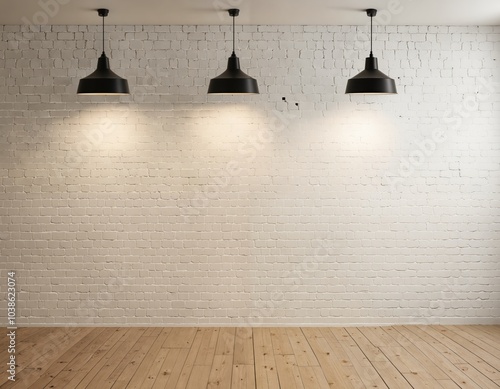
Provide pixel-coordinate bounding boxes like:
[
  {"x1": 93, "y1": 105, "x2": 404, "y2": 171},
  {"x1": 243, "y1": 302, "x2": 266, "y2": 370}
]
[
  {"x1": 102, "y1": 14, "x2": 105, "y2": 54},
  {"x1": 232, "y1": 14, "x2": 235, "y2": 54},
  {"x1": 370, "y1": 14, "x2": 373, "y2": 57}
]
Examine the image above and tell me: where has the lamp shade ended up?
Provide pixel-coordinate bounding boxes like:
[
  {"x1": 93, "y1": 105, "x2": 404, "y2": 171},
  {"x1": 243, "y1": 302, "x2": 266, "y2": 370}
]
[
  {"x1": 346, "y1": 56, "x2": 397, "y2": 94},
  {"x1": 208, "y1": 53, "x2": 259, "y2": 94},
  {"x1": 77, "y1": 53, "x2": 130, "y2": 95}
]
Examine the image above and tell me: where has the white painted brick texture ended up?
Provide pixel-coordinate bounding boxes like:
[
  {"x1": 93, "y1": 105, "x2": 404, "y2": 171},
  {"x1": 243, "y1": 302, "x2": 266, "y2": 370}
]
[{"x1": 0, "y1": 24, "x2": 499, "y2": 326}]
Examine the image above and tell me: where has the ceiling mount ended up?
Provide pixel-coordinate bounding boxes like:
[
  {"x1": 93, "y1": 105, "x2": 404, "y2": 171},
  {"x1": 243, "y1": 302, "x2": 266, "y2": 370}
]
[
  {"x1": 228, "y1": 9, "x2": 240, "y2": 17},
  {"x1": 97, "y1": 8, "x2": 109, "y2": 17},
  {"x1": 366, "y1": 9, "x2": 377, "y2": 18}
]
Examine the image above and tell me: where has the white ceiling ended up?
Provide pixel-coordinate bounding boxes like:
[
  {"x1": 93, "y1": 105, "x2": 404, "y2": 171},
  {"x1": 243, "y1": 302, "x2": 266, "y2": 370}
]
[{"x1": 2, "y1": 0, "x2": 500, "y2": 26}]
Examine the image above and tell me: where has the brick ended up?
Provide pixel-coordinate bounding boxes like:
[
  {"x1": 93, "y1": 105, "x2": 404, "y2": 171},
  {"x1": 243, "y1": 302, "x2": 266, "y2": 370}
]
[{"x1": 1, "y1": 24, "x2": 499, "y2": 327}]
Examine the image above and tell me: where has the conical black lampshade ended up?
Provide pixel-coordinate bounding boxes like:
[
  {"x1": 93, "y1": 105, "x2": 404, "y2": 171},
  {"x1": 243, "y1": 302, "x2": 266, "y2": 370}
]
[
  {"x1": 345, "y1": 56, "x2": 396, "y2": 94},
  {"x1": 208, "y1": 53, "x2": 259, "y2": 94},
  {"x1": 77, "y1": 53, "x2": 130, "y2": 95}
]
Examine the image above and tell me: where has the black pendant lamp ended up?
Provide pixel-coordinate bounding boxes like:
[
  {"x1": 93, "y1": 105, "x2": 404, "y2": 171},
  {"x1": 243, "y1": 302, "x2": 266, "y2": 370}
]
[
  {"x1": 77, "y1": 8, "x2": 130, "y2": 95},
  {"x1": 346, "y1": 9, "x2": 397, "y2": 95},
  {"x1": 208, "y1": 9, "x2": 259, "y2": 94}
]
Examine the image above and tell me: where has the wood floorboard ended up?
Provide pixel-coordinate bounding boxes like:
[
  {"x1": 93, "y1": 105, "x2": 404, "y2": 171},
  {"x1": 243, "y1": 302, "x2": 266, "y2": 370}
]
[
  {"x1": 253, "y1": 328, "x2": 279, "y2": 389},
  {"x1": 1, "y1": 325, "x2": 499, "y2": 389},
  {"x1": 443, "y1": 326, "x2": 500, "y2": 365},
  {"x1": 174, "y1": 328, "x2": 206, "y2": 389},
  {"x1": 462, "y1": 326, "x2": 500, "y2": 352},
  {"x1": 306, "y1": 329, "x2": 358, "y2": 388},
  {"x1": 24, "y1": 327, "x2": 107, "y2": 389},
  {"x1": 3, "y1": 327, "x2": 94, "y2": 389},
  {"x1": 118, "y1": 329, "x2": 171, "y2": 389},
  {"x1": 109, "y1": 334, "x2": 161, "y2": 389},
  {"x1": 95, "y1": 328, "x2": 149, "y2": 388},
  {"x1": 151, "y1": 348, "x2": 189, "y2": 389},
  {"x1": 208, "y1": 354, "x2": 233, "y2": 388},
  {"x1": 69, "y1": 327, "x2": 132, "y2": 389},
  {"x1": 328, "y1": 327, "x2": 388, "y2": 389},
  {"x1": 231, "y1": 364, "x2": 255, "y2": 389},
  {"x1": 234, "y1": 328, "x2": 254, "y2": 366},
  {"x1": 426, "y1": 326, "x2": 500, "y2": 382},
  {"x1": 1, "y1": 327, "x2": 86, "y2": 386},
  {"x1": 320, "y1": 327, "x2": 367, "y2": 388},
  {"x1": 394, "y1": 326, "x2": 484, "y2": 389}
]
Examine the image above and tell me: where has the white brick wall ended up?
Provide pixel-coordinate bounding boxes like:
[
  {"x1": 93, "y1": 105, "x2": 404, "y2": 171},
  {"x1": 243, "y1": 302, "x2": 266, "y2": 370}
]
[{"x1": 1, "y1": 24, "x2": 499, "y2": 326}]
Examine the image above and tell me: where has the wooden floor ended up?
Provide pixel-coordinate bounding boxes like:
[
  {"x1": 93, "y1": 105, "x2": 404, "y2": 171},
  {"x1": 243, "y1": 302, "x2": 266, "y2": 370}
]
[{"x1": 1, "y1": 326, "x2": 500, "y2": 388}]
